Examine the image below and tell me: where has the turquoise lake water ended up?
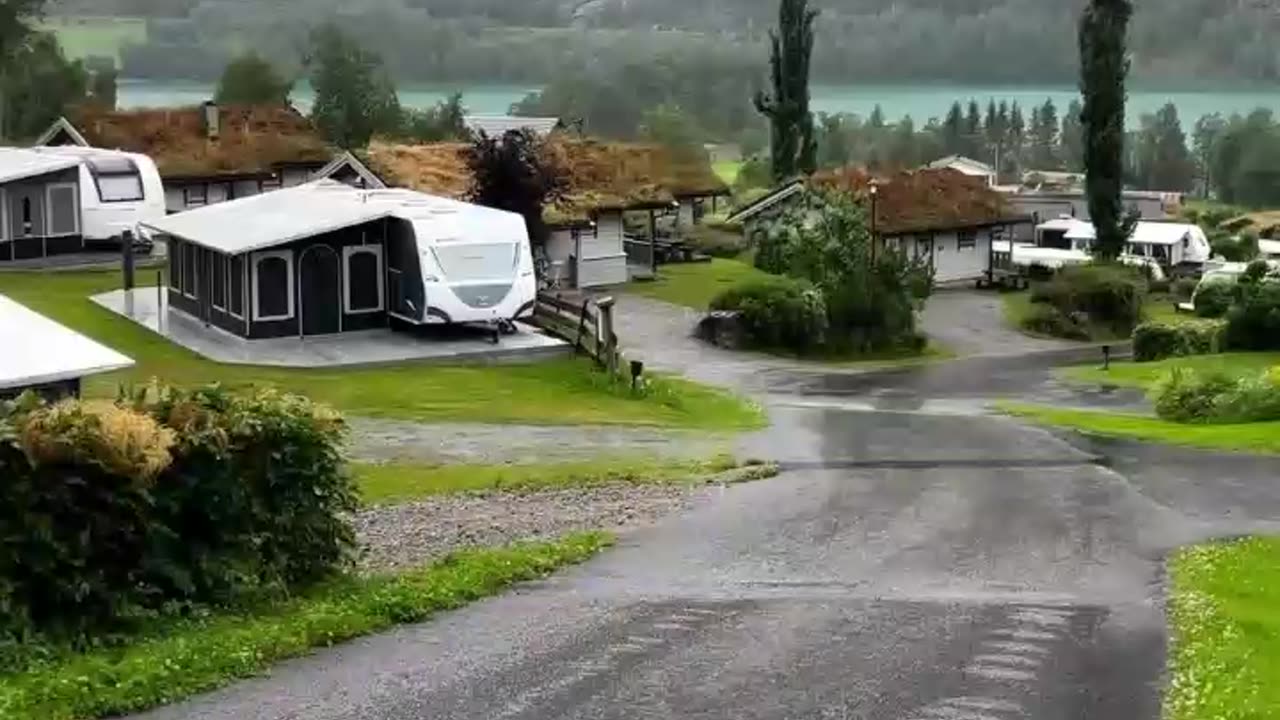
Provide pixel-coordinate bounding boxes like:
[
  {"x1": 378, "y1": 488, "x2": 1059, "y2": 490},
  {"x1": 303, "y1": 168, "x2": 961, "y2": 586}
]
[{"x1": 117, "y1": 80, "x2": 1280, "y2": 128}]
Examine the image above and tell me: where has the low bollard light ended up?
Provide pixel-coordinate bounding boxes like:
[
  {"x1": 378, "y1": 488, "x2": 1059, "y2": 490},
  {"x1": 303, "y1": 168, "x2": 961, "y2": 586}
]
[{"x1": 1102, "y1": 344, "x2": 1112, "y2": 370}]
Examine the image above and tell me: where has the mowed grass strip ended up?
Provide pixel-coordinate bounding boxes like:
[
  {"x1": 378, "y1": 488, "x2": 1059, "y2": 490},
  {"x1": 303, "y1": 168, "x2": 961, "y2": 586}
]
[
  {"x1": 1166, "y1": 536, "x2": 1280, "y2": 720},
  {"x1": 0, "y1": 533, "x2": 613, "y2": 720},
  {"x1": 353, "y1": 455, "x2": 743, "y2": 505},
  {"x1": 1060, "y1": 352, "x2": 1280, "y2": 390},
  {"x1": 0, "y1": 269, "x2": 763, "y2": 429},
  {"x1": 625, "y1": 258, "x2": 772, "y2": 310},
  {"x1": 998, "y1": 402, "x2": 1280, "y2": 455}
]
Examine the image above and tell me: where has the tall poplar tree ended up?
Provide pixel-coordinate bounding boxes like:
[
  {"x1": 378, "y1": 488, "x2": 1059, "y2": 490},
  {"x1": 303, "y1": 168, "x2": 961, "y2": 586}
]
[
  {"x1": 1079, "y1": 0, "x2": 1135, "y2": 261},
  {"x1": 754, "y1": 0, "x2": 818, "y2": 182}
]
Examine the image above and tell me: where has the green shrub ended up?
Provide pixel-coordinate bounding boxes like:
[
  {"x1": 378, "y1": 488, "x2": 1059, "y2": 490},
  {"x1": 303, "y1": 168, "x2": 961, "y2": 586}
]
[
  {"x1": 1154, "y1": 367, "x2": 1280, "y2": 424},
  {"x1": 1171, "y1": 277, "x2": 1199, "y2": 301},
  {"x1": 687, "y1": 224, "x2": 746, "y2": 258},
  {"x1": 0, "y1": 386, "x2": 356, "y2": 640},
  {"x1": 1153, "y1": 368, "x2": 1240, "y2": 423},
  {"x1": 1193, "y1": 280, "x2": 1235, "y2": 318},
  {"x1": 1021, "y1": 303, "x2": 1090, "y2": 340},
  {"x1": 1029, "y1": 263, "x2": 1146, "y2": 338},
  {"x1": 1132, "y1": 321, "x2": 1226, "y2": 362},
  {"x1": 710, "y1": 275, "x2": 828, "y2": 353},
  {"x1": 1225, "y1": 282, "x2": 1280, "y2": 350}
]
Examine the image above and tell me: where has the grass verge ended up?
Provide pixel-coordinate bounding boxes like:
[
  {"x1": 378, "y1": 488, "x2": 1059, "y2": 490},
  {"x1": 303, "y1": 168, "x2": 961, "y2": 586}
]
[
  {"x1": 1059, "y1": 352, "x2": 1280, "y2": 390},
  {"x1": 1166, "y1": 536, "x2": 1280, "y2": 720},
  {"x1": 998, "y1": 402, "x2": 1280, "y2": 454},
  {"x1": 354, "y1": 455, "x2": 748, "y2": 505},
  {"x1": 0, "y1": 532, "x2": 613, "y2": 720},
  {"x1": 626, "y1": 258, "x2": 772, "y2": 310},
  {"x1": 0, "y1": 269, "x2": 763, "y2": 430}
]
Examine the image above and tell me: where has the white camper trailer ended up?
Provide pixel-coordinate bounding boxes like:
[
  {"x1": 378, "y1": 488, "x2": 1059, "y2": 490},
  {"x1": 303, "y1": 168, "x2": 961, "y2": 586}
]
[{"x1": 29, "y1": 146, "x2": 165, "y2": 246}]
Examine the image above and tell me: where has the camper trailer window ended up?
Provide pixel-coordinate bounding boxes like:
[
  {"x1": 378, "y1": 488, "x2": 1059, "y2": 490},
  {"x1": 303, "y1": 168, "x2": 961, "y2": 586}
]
[{"x1": 88, "y1": 157, "x2": 145, "y2": 203}]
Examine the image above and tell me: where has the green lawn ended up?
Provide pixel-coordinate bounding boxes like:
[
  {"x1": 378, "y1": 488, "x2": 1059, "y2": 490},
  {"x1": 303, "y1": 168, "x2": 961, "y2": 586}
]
[
  {"x1": 1166, "y1": 536, "x2": 1280, "y2": 720},
  {"x1": 713, "y1": 160, "x2": 743, "y2": 185},
  {"x1": 40, "y1": 16, "x2": 148, "y2": 64},
  {"x1": 0, "y1": 269, "x2": 763, "y2": 429},
  {"x1": 0, "y1": 533, "x2": 611, "y2": 720},
  {"x1": 354, "y1": 455, "x2": 747, "y2": 505},
  {"x1": 626, "y1": 258, "x2": 771, "y2": 310},
  {"x1": 999, "y1": 402, "x2": 1280, "y2": 454},
  {"x1": 1060, "y1": 352, "x2": 1280, "y2": 390}
]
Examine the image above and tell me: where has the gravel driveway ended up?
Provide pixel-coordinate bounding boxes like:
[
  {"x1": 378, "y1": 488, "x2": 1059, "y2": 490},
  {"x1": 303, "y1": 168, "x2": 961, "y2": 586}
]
[{"x1": 355, "y1": 484, "x2": 716, "y2": 572}]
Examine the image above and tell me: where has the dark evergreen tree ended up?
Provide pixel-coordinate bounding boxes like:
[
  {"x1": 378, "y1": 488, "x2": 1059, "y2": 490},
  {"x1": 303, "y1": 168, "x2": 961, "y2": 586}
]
[
  {"x1": 0, "y1": 0, "x2": 45, "y2": 140},
  {"x1": 307, "y1": 24, "x2": 402, "y2": 149},
  {"x1": 465, "y1": 129, "x2": 569, "y2": 249},
  {"x1": 1062, "y1": 99, "x2": 1085, "y2": 171},
  {"x1": 1133, "y1": 103, "x2": 1194, "y2": 191},
  {"x1": 216, "y1": 52, "x2": 293, "y2": 106},
  {"x1": 942, "y1": 101, "x2": 964, "y2": 156},
  {"x1": 754, "y1": 0, "x2": 818, "y2": 182},
  {"x1": 869, "y1": 104, "x2": 886, "y2": 129},
  {"x1": 1030, "y1": 98, "x2": 1060, "y2": 170},
  {"x1": 1079, "y1": 0, "x2": 1135, "y2": 261},
  {"x1": 965, "y1": 100, "x2": 983, "y2": 157}
]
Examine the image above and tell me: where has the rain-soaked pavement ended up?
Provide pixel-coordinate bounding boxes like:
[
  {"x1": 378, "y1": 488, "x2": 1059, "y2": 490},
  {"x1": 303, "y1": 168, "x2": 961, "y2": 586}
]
[{"x1": 130, "y1": 294, "x2": 1280, "y2": 720}]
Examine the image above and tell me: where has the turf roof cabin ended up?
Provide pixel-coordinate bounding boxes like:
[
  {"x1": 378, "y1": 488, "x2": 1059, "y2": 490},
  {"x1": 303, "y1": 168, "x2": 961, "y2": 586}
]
[
  {"x1": 36, "y1": 102, "x2": 332, "y2": 213},
  {"x1": 728, "y1": 167, "x2": 1028, "y2": 285},
  {"x1": 315, "y1": 138, "x2": 729, "y2": 289}
]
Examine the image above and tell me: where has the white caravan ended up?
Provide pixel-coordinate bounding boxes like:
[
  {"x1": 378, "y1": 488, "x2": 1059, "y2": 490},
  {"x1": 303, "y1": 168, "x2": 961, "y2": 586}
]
[
  {"x1": 377, "y1": 189, "x2": 537, "y2": 326},
  {"x1": 29, "y1": 146, "x2": 165, "y2": 246}
]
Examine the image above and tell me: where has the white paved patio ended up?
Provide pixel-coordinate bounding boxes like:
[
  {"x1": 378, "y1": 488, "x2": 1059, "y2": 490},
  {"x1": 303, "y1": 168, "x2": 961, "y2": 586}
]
[{"x1": 92, "y1": 287, "x2": 569, "y2": 368}]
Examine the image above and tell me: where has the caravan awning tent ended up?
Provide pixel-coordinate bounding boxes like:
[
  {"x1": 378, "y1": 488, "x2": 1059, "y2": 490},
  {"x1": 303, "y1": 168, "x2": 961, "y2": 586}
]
[{"x1": 0, "y1": 293, "x2": 133, "y2": 395}]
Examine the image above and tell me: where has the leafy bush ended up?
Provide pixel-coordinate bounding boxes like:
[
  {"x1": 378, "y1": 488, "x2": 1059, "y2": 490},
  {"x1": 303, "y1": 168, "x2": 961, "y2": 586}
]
[
  {"x1": 1225, "y1": 281, "x2": 1280, "y2": 350},
  {"x1": 1193, "y1": 280, "x2": 1235, "y2": 318},
  {"x1": 754, "y1": 190, "x2": 933, "y2": 353},
  {"x1": 1132, "y1": 321, "x2": 1226, "y2": 362},
  {"x1": 710, "y1": 275, "x2": 828, "y2": 353},
  {"x1": 0, "y1": 386, "x2": 356, "y2": 640},
  {"x1": 1154, "y1": 367, "x2": 1280, "y2": 424},
  {"x1": 1209, "y1": 230, "x2": 1260, "y2": 262},
  {"x1": 687, "y1": 224, "x2": 746, "y2": 258},
  {"x1": 1171, "y1": 277, "x2": 1199, "y2": 301},
  {"x1": 1029, "y1": 263, "x2": 1146, "y2": 338},
  {"x1": 1021, "y1": 303, "x2": 1090, "y2": 340}
]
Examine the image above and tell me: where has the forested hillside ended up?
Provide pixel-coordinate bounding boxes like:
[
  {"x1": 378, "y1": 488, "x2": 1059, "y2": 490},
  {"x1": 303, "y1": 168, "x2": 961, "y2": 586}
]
[{"x1": 45, "y1": 0, "x2": 1280, "y2": 85}]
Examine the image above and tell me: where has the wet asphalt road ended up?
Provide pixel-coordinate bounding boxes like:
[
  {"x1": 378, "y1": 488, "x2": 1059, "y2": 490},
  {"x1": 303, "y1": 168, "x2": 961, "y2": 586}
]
[{"x1": 132, "y1": 350, "x2": 1280, "y2": 720}]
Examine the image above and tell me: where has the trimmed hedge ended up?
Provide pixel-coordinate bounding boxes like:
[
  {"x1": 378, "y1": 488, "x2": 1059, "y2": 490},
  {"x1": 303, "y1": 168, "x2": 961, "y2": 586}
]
[
  {"x1": 1154, "y1": 367, "x2": 1280, "y2": 424},
  {"x1": 710, "y1": 275, "x2": 828, "y2": 353},
  {"x1": 0, "y1": 385, "x2": 356, "y2": 640},
  {"x1": 1193, "y1": 281, "x2": 1234, "y2": 318},
  {"x1": 1225, "y1": 280, "x2": 1280, "y2": 351},
  {"x1": 1133, "y1": 321, "x2": 1227, "y2": 362}
]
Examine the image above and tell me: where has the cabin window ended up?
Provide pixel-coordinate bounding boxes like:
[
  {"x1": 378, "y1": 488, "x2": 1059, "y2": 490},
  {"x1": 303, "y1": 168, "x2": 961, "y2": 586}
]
[
  {"x1": 252, "y1": 250, "x2": 294, "y2": 321},
  {"x1": 20, "y1": 197, "x2": 32, "y2": 234},
  {"x1": 168, "y1": 240, "x2": 181, "y2": 290},
  {"x1": 229, "y1": 255, "x2": 245, "y2": 318},
  {"x1": 957, "y1": 230, "x2": 977, "y2": 251},
  {"x1": 211, "y1": 254, "x2": 227, "y2": 310},
  {"x1": 181, "y1": 242, "x2": 197, "y2": 297},
  {"x1": 184, "y1": 185, "x2": 207, "y2": 207},
  {"x1": 343, "y1": 246, "x2": 384, "y2": 314},
  {"x1": 46, "y1": 184, "x2": 79, "y2": 235},
  {"x1": 87, "y1": 157, "x2": 144, "y2": 202}
]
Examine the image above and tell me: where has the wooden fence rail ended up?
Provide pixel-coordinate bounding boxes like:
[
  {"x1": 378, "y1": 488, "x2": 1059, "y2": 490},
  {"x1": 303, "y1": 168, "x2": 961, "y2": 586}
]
[{"x1": 533, "y1": 291, "x2": 621, "y2": 375}]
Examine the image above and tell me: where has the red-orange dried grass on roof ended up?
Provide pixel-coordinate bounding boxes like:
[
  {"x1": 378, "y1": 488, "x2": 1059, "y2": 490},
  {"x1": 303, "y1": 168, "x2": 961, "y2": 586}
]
[
  {"x1": 811, "y1": 167, "x2": 1014, "y2": 235},
  {"x1": 69, "y1": 104, "x2": 332, "y2": 179},
  {"x1": 358, "y1": 136, "x2": 728, "y2": 225}
]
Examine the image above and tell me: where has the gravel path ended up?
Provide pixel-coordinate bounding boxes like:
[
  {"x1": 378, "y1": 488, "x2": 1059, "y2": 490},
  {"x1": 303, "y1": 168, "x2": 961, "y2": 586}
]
[
  {"x1": 347, "y1": 418, "x2": 733, "y2": 464},
  {"x1": 355, "y1": 484, "x2": 715, "y2": 572}
]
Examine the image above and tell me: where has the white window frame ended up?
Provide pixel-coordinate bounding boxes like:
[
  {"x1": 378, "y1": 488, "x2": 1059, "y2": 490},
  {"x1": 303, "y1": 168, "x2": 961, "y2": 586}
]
[
  {"x1": 251, "y1": 250, "x2": 295, "y2": 322},
  {"x1": 228, "y1": 255, "x2": 245, "y2": 320},
  {"x1": 45, "y1": 182, "x2": 80, "y2": 237},
  {"x1": 957, "y1": 229, "x2": 977, "y2": 251},
  {"x1": 342, "y1": 245, "x2": 384, "y2": 314}
]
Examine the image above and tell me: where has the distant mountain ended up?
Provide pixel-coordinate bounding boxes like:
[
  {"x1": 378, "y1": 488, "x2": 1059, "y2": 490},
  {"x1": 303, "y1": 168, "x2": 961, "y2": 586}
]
[{"x1": 43, "y1": 0, "x2": 1280, "y2": 85}]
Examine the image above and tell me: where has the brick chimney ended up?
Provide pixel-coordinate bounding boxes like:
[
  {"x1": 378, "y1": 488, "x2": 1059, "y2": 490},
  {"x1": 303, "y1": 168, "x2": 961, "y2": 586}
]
[{"x1": 201, "y1": 101, "x2": 220, "y2": 140}]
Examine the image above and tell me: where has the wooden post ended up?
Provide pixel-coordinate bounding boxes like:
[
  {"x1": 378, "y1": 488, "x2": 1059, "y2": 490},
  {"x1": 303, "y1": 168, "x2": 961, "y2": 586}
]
[
  {"x1": 122, "y1": 230, "x2": 136, "y2": 291},
  {"x1": 596, "y1": 296, "x2": 617, "y2": 377},
  {"x1": 648, "y1": 210, "x2": 657, "y2": 275}
]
